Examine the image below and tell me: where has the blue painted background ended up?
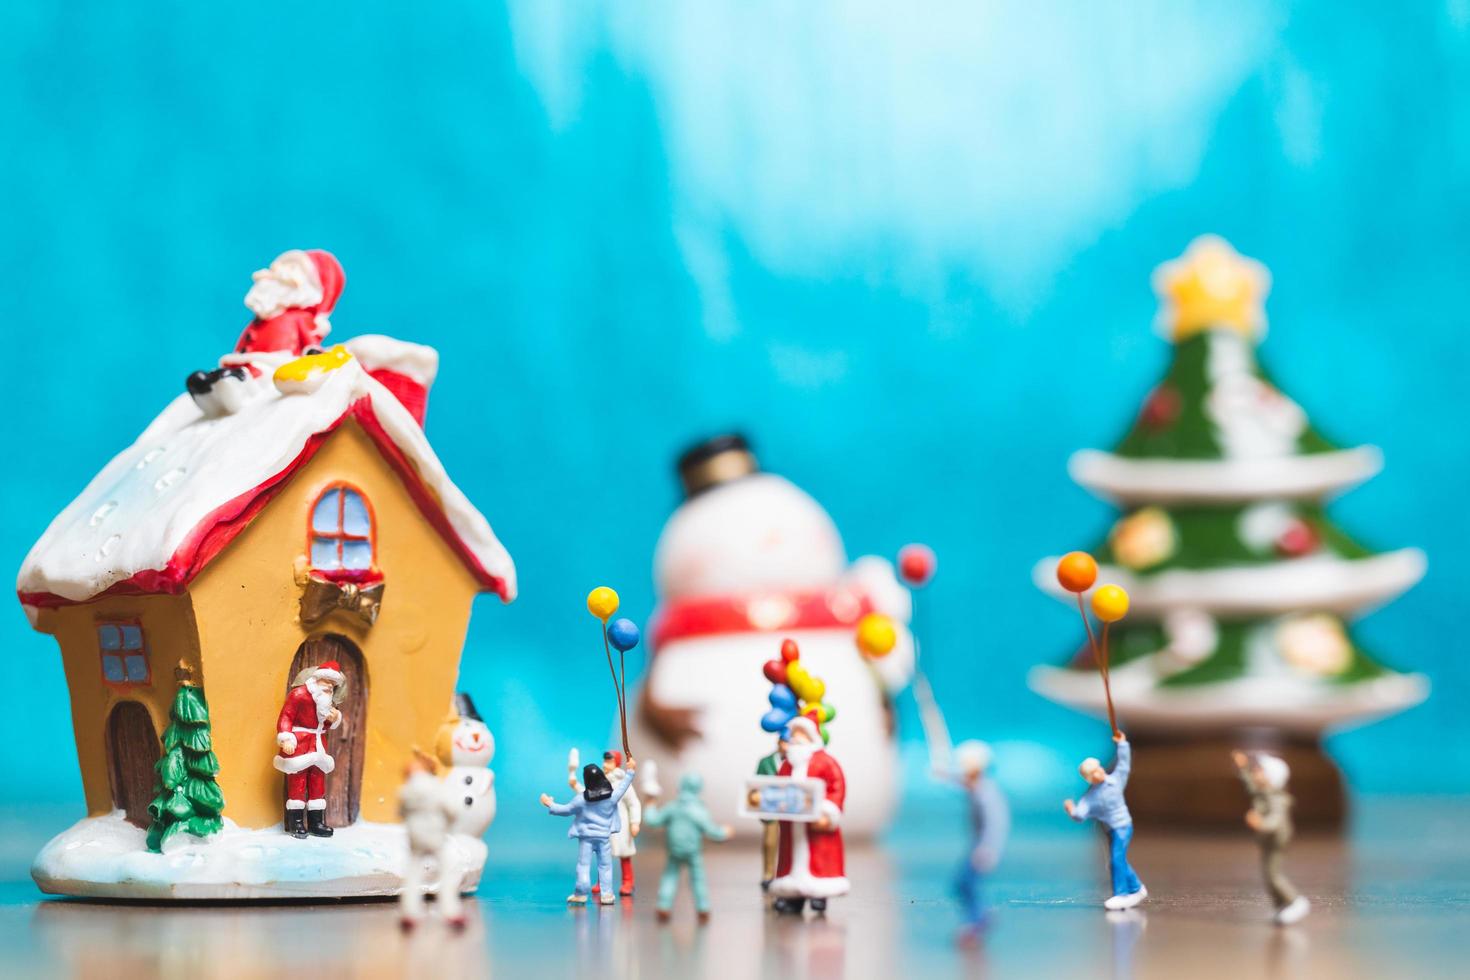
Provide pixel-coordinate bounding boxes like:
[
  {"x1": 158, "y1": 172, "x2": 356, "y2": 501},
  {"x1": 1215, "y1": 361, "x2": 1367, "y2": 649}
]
[{"x1": 3, "y1": 3, "x2": 1466, "y2": 839}]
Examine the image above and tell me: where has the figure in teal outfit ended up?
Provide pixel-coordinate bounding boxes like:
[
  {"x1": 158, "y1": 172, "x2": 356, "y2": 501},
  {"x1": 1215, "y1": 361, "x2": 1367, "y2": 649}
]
[{"x1": 643, "y1": 772, "x2": 732, "y2": 923}]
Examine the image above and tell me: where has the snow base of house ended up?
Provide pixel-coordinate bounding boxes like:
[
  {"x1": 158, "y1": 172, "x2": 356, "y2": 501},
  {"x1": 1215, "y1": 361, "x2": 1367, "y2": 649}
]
[{"x1": 32, "y1": 812, "x2": 488, "y2": 901}]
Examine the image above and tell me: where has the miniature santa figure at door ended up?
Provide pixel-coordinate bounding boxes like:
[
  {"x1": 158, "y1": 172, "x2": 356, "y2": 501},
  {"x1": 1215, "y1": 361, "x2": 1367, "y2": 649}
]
[
  {"x1": 768, "y1": 713, "x2": 848, "y2": 915},
  {"x1": 274, "y1": 660, "x2": 347, "y2": 839},
  {"x1": 627, "y1": 435, "x2": 914, "y2": 838}
]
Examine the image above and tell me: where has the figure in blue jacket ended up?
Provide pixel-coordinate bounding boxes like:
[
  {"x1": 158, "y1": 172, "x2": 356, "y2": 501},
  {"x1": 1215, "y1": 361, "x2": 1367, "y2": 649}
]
[
  {"x1": 541, "y1": 757, "x2": 638, "y2": 906},
  {"x1": 938, "y1": 740, "x2": 1009, "y2": 940},
  {"x1": 1064, "y1": 734, "x2": 1146, "y2": 910}
]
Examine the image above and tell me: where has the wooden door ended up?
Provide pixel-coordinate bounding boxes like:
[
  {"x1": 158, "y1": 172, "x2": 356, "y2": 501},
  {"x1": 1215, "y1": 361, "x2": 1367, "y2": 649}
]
[
  {"x1": 106, "y1": 701, "x2": 160, "y2": 828},
  {"x1": 286, "y1": 635, "x2": 368, "y2": 826}
]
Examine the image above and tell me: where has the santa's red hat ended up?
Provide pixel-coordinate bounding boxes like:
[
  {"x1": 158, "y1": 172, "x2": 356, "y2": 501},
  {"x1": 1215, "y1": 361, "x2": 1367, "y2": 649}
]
[
  {"x1": 785, "y1": 714, "x2": 820, "y2": 742},
  {"x1": 301, "y1": 249, "x2": 345, "y2": 316},
  {"x1": 311, "y1": 661, "x2": 345, "y2": 685}
]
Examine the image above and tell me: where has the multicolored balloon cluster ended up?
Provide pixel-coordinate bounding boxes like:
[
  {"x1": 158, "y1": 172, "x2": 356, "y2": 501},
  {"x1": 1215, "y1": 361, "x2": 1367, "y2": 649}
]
[{"x1": 761, "y1": 639, "x2": 836, "y2": 743}]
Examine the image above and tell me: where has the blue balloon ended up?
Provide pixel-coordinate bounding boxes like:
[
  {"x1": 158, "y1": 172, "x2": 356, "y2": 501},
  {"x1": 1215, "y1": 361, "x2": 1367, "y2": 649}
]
[
  {"x1": 768, "y1": 684, "x2": 797, "y2": 711},
  {"x1": 760, "y1": 708, "x2": 795, "y2": 733},
  {"x1": 607, "y1": 618, "x2": 641, "y2": 652}
]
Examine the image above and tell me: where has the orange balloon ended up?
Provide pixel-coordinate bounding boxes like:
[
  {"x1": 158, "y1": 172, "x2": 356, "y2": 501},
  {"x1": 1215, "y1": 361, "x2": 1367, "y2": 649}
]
[{"x1": 1056, "y1": 552, "x2": 1098, "y2": 593}]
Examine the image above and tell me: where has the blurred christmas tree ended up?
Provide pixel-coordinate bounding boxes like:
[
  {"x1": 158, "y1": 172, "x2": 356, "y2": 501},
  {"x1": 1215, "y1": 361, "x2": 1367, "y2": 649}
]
[
  {"x1": 146, "y1": 665, "x2": 225, "y2": 851},
  {"x1": 1031, "y1": 237, "x2": 1427, "y2": 826}
]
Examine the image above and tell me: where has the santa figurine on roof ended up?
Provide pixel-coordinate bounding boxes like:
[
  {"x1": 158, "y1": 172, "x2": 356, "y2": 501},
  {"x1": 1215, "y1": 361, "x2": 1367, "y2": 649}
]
[
  {"x1": 187, "y1": 248, "x2": 345, "y2": 416},
  {"x1": 274, "y1": 660, "x2": 348, "y2": 839},
  {"x1": 626, "y1": 435, "x2": 915, "y2": 838}
]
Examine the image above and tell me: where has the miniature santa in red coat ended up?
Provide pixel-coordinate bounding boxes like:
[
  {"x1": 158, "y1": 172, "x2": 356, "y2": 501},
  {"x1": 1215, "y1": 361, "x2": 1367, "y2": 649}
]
[
  {"x1": 187, "y1": 249, "x2": 347, "y2": 416},
  {"x1": 769, "y1": 713, "x2": 849, "y2": 914},
  {"x1": 273, "y1": 660, "x2": 347, "y2": 839},
  {"x1": 234, "y1": 248, "x2": 345, "y2": 358}
]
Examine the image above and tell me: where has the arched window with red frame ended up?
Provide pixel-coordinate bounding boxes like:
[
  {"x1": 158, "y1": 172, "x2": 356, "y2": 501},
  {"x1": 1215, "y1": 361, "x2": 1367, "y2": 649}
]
[{"x1": 309, "y1": 485, "x2": 376, "y2": 578}]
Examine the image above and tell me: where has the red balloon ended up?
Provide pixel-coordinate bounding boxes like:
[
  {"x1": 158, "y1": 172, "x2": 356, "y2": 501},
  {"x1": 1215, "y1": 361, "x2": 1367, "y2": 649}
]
[
  {"x1": 898, "y1": 544, "x2": 937, "y2": 586},
  {"x1": 780, "y1": 638, "x2": 800, "y2": 662},
  {"x1": 762, "y1": 659, "x2": 788, "y2": 685}
]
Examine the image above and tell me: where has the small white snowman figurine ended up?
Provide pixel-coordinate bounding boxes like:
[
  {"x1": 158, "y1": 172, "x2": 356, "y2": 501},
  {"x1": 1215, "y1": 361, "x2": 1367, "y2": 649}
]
[
  {"x1": 625, "y1": 435, "x2": 914, "y2": 838},
  {"x1": 435, "y1": 693, "x2": 497, "y2": 837}
]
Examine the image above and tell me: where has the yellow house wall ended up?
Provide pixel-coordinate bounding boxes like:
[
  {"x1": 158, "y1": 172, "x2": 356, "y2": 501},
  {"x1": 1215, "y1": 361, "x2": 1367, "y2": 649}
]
[
  {"x1": 189, "y1": 420, "x2": 482, "y2": 829},
  {"x1": 32, "y1": 593, "x2": 199, "y2": 817}
]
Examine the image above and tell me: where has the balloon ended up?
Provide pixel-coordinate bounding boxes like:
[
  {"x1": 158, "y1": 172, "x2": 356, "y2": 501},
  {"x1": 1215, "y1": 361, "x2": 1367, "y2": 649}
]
[
  {"x1": 780, "y1": 638, "x2": 800, "y2": 662},
  {"x1": 761, "y1": 708, "x2": 794, "y2": 733},
  {"x1": 898, "y1": 544, "x2": 937, "y2": 587},
  {"x1": 586, "y1": 586, "x2": 619, "y2": 620},
  {"x1": 1092, "y1": 584, "x2": 1130, "y2": 623},
  {"x1": 819, "y1": 725, "x2": 831, "y2": 745},
  {"x1": 785, "y1": 662, "x2": 810, "y2": 693},
  {"x1": 768, "y1": 684, "x2": 797, "y2": 711},
  {"x1": 816, "y1": 702, "x2": 836, "y2": 723},
  {"x1": 855, "y1": 613, "x2": 897, "y2": 658},
  {"x1": 762, "y1": 658, "x2": 788, "y2": 684},
  {"x1": 607, "y1": 618, "x2": 640, "y2": 652},
  {"x1": 1056, "y1": 552, "x2": 1098, "y2": 593}
]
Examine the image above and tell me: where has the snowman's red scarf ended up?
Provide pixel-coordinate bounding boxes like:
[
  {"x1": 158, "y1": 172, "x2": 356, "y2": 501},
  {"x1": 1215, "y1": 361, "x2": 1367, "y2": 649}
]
[{"x1": 651, "y1": 587, "x2": 875, "y2": 651}]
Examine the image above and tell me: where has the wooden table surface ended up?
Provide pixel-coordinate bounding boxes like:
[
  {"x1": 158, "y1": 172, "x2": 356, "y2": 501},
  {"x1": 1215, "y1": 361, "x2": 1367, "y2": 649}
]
[{"x1": 0, "y1": 798, "x2": 1464, "y2": 979}]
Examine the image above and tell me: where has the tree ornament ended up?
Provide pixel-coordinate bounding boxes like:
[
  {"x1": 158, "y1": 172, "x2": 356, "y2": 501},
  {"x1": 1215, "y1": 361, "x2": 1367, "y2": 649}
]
[
  {"x1": 1153, "y1": 234, "x2": 1270, "y2": 341},
  {"x1": 1139, "y1": 384, "x2": 1182, "y2": 430},
  {"x1": 1275, "y1": 520, "x2": 1319, "y2": 558}
]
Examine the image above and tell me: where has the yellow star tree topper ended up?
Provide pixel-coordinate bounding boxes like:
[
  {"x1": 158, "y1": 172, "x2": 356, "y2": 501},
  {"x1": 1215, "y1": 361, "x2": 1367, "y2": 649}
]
[{"x1": 1152, "y1": 235, "x2": 1271, "y2": 341}]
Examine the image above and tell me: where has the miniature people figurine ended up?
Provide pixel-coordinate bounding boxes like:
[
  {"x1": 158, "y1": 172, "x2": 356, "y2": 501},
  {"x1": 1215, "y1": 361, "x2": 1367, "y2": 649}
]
[
  {"x1": 1064, "y1": 733, "x2": 1146, "y2": 909},
  {"x1": 756, "y1": 734, "x2": 788, "y2": 892},
  {"x1": 643, "y1": 772, "x2": 732, "y2": 924},
  {"x1": 767, "y1": 715, "x2": 848, "y2": 915},
  {"x1": 436, "y1": 693, "x2": 497, "y2": 837},
  {"x1": 542, "y1": 757, "x2": 638, "y2": 906},
  {"x1": 1233, "y1": 750, "x2": 1311, "y2": 925},
  {"x1": 398, "y1": 750, "x2": 466, "y2": 931},
  {"x1": 273, "y1": 660, "x2": 347, "y2": 839},
  {"x1": 570, "y1": 750, "x2": 642, "y2": 897},
  {"x1": 938, "y1": 740, "x2": 1009, "y2": 939}
]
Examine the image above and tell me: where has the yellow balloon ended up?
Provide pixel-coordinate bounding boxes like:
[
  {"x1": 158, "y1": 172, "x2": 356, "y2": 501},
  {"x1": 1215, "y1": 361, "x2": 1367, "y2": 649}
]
[
  {"x1": 587, "y1": 586, "x2": 620, "y2": 621},
  {"x1": 856, "y1": 613, "x2": 897, "y2": 658},
  {"x1": 1091, "y1": 584, "x2": 1130, "y2": 623},
  {"x1": 804, "y1": 677, "x2": 826, "y2": 703},
  {"x1": 786, "y1": 662, "x2": 812, "y2": 697}
]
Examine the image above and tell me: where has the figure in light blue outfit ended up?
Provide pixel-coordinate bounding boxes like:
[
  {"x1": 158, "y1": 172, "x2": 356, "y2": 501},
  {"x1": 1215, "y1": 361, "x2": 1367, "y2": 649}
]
[
  {"x1": 939, "y1": 740, "x2": 1009, "y2": 939},
  {"x1": 1065, "y1": 734, "x2": 1146, "y2": 910},
  {"x1": 541, "y1": 758, "x2": 637, "y2": 906},
  {"x1": 642, "y1": 772, "x2": 732, "y2": 924}
]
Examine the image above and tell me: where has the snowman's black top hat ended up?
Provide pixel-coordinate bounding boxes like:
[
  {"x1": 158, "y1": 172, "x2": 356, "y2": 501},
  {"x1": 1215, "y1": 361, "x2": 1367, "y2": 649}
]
[
  {"x1": 453, "y1": 692, "x2": 483, "y2": 723},
  {"x1": 677, "y1": 433, "x2": 759, "y2": 498}
]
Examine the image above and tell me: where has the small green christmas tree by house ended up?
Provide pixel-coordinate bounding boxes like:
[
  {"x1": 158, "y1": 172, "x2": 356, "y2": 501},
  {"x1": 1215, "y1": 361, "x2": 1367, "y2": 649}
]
[{"x1": 146, "y1": 664, "x2": 225, "y2": 852}]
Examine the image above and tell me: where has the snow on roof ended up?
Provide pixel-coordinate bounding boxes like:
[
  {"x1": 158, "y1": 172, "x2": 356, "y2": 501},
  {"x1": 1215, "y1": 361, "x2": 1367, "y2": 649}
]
[{"x1": 17, "y1": 348, "x2": 516, "y2": 607}]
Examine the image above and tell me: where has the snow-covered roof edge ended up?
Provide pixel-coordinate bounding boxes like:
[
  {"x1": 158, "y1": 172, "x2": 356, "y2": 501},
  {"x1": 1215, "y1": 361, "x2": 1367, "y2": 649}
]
[{"x1": 17, "y1": 353, "x2": 516, "y2": 607}]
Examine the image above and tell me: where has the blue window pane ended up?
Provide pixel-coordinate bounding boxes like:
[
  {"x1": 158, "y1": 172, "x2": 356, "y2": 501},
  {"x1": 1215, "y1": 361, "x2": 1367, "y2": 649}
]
[
  {"x1": 341, "y1": 538, "x2": 373, "y2": 570},
  {"x1": 102, "y1": 655, "x2": 124, "y2": 682},
  {"x1": 120, "y1": 625, "x2": 143, "y2": 650},
  {"x1": 341, "y1": 490, "x2": 371, "y2": 536},
  {"x1": 311, "y1": 489, "x2": 341, "y2": 532},
  {"x1": 311, "y1": 536, "x2": 340, "y2": 569},
  {"x1": 125, "y1": 655, "x2": 149, "y2": 682},
  {"x1": 98, "y1": 624, "x2": 121, "y2": 650}
]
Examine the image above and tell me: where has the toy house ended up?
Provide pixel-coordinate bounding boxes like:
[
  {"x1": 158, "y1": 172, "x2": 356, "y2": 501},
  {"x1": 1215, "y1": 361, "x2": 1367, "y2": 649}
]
[{"x1": 16, "y1": 252, "x2": 515, "y2": 897}]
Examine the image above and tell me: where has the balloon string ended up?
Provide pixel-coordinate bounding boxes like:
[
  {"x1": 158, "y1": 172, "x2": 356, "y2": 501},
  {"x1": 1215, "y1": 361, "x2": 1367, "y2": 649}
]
[
  {"x1": 1100, "y1": 621, "x2": 1120, "y2": 739},
  {"x1": 600, "y1": 624, "x2": 629, "y2": 757},
  {"x1": 1075, "y1": 592, "x2": 1101, "y2": 666}
]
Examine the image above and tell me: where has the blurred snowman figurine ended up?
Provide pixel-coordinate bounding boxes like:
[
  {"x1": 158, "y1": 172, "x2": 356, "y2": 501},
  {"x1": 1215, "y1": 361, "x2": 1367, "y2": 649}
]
[
  {"x1": 626, "y1": 434, "x2": 915, "y2": 838},
  {"x1": 435, "y1": 694, "x2": 496, "y2": 837}
]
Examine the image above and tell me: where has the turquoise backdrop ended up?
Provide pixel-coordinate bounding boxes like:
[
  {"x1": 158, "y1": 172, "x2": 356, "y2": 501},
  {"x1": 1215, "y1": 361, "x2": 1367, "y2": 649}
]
[{"x1": 3, "y1": 3, "x2": 1466, "y2": 839}]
